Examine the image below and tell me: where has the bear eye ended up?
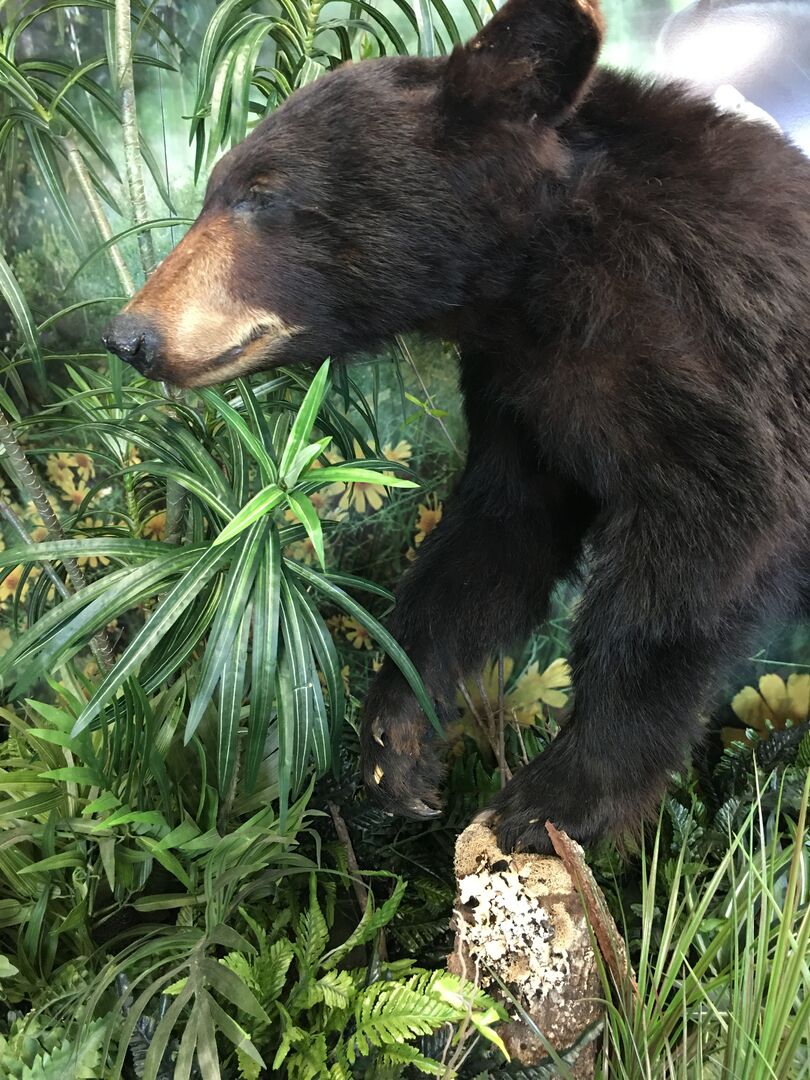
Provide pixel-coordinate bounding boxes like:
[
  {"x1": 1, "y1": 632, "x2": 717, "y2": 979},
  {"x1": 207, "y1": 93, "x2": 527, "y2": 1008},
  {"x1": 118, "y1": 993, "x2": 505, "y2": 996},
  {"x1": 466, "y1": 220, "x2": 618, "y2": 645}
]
[
  {"x1": 233, "y1": 184, "x2": 285, "y2": 217},
  {"x1": 249, "y1": 187, "x2": 280, "y2": 208}
]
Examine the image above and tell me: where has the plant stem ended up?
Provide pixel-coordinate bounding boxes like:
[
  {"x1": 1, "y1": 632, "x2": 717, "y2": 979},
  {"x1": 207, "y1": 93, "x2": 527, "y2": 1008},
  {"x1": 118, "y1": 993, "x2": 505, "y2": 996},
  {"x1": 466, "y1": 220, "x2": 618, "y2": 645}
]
[
  {"x1": 0, "y1": 500, "x2": 71, "y2": 602},
  {"x1": 63, "y1": 134, "x2": 136, "y2": 295},
  {"x1": 114, "y1": 0, "x2": 186, "y2": 542},
  {"x1": 0, "y1": 412, "x2": 114, "y2": 670},
  {"x1": 115, "y1": 0, "x2": 156, "y2": 277},
  {"x1": 328, "y1": 800, "x2": 388, "y2": 961}
]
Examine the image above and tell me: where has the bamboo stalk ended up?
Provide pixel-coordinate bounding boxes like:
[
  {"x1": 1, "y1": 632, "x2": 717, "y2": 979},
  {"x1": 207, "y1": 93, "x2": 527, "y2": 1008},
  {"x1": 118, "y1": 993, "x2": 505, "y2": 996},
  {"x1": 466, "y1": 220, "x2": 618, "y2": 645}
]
[
  {"x1": 63, "y1": 134, "x2": 135, "y2": 295},
  {"x1": 114, "y1": 0, "x2": 156, "y2": 277},
  {"x1": 114, "y1": 0, "x2": 185, "y2": 543}
]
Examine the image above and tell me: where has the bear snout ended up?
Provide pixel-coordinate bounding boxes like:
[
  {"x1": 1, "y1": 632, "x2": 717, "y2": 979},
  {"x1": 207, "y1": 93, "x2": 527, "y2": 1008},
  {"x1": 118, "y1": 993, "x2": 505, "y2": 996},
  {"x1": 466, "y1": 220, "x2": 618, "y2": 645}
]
[{"x1": 102, "y1": 312, "x2": 162, "y2": 377}]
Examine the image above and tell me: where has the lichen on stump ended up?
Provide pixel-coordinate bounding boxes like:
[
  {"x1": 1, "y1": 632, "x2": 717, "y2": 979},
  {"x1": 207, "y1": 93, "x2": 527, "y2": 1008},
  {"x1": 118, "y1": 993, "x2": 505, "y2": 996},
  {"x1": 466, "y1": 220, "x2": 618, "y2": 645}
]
[{"x1": 448, "y1": 821, "x2": 603, "y2": 1076}]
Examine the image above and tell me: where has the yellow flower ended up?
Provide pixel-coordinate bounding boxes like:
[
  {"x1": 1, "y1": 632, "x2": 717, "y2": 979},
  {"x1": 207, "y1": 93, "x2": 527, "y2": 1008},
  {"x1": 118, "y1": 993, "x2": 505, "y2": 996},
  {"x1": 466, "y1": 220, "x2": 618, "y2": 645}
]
[
  {"x1": 285, "y1": 537, "x2": 318, "y2": 565},
  {"x1": 336, "y1": 439, "x2": 411, "y2": 516},
  {"x1": 46, "y1": 452, "x2": 76, "y2": 490},
  {"x1": 343, "y1": 617, "x2": 373, "y2": 650},
  {"x1": 319, "y1": 664, "x2": 351, "y2": 696},
  {"x1": 383, "y1": 440, "x2": 412, "y2": 466},
  {"x1": 0, "y1": 564, "x2": 39, "y2": 605},
  {"x1": 0, "y1": 627, "x2": 12, "y2": 656},
  {"x1": 458, "y1": 656, "x2": 572, "y2": 729},
  {"x1": 340, "y1": 480, "x2": 387, "y2": 515},
  {"x1": 30, "y1": 525, "x2": 49, "y2": 544},
  {"x1": 413, "y1": 498, "x2": 443, "y2": 548},
  {"x1": 83, "y1": 659, "x2": 100, "y2": 680},
  {"x1": 76, "y1": 518, "x2": 111, "y2": 569},
  {"x1": 72, "y1": 452, "x2": 95, "y2": 482},
  {"x1": 327, "y1": 615, "x2": 346, "y2": 638},
  {"x1": 143, "y1": 512, "x2": 167, "y2": 540},
  {"x1": 60, "y1": 479, "x2": 91, "y2": 509},
  {"x1": 723, "y1": 673, "x2": 810, "y2": 747},
  {"x1": 510, "y1": 658, "x2": 572, "y2": 720}
]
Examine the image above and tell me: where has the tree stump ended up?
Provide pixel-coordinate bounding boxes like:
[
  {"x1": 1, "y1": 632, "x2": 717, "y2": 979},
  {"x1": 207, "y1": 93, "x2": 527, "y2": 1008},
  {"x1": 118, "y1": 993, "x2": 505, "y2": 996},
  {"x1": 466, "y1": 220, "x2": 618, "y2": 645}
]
[{"x1": 448, "y1": 822, "x2": 603, "y2": 1077}]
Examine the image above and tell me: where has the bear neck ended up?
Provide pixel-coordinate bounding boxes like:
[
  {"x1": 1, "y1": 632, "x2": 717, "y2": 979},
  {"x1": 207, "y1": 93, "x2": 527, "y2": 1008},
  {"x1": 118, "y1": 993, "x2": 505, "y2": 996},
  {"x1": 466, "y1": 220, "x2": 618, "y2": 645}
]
[{"x1": 431, "y1": 125, "x2": 586, "y2": 355}]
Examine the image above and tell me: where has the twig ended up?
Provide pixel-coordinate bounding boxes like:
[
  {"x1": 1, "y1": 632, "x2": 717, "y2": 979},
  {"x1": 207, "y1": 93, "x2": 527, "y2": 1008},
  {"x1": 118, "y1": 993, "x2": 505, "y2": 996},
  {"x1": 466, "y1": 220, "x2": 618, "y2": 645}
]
[
  {"x1": 327, "y1": 801, "x2": 369, "y2": 913},
  {"x1": 474, "y1": 671, "x2": 512, "y2": 783},
  {"x1": 396, "y1": 336, "x2": 463, "y2": 460},
  {"x1": 511, "y1": 714, "x2": 531, "y2": 767},
  {"x1": 457, "y1": 678, "x2": 495, "y2": 752},
  {"x1": 442, "y1": 912, "x2": 481, "y2": 1076},
  {"x1": 497, "y1": 652, "x2": 506, "y2": 788},
  {"x1": 328, "y1": 800, "x2": 391, "y2": 962}
]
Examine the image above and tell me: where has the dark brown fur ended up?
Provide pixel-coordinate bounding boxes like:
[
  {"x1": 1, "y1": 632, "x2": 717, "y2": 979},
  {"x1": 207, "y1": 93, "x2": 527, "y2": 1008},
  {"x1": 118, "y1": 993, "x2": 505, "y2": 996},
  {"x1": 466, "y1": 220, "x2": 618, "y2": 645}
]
[{"x1": 104, "y1": 0, "x2": 810, "y2": 852}]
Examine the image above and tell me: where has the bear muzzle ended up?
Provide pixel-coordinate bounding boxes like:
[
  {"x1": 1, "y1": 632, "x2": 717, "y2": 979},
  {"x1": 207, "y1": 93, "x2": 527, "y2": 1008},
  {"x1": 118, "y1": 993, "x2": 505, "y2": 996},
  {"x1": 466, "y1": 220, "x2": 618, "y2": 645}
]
[{"x1": 102, "y1": 312, "x2": 162, "y2": 377}]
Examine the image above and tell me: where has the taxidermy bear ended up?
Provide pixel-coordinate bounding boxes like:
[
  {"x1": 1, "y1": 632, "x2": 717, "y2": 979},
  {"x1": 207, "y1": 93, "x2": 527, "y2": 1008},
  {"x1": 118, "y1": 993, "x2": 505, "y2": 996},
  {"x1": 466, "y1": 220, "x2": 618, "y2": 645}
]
[{"x1": 103, "y1": 0, "x2": 810, "y2": 853}]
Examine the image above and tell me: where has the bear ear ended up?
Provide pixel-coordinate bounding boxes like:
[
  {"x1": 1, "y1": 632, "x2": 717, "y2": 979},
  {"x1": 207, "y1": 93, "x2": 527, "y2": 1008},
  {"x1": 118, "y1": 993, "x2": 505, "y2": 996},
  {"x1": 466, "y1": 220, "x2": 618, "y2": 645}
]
[{"x1": 440, "y1": 0, "x2": 604, "y2": 126}]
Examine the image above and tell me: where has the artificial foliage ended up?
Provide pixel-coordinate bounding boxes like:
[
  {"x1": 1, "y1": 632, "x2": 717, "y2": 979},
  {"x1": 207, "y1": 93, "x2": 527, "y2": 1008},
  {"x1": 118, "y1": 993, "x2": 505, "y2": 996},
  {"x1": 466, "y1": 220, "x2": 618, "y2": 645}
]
[{"x1": 0, "y1": 1, "x2": 808, "y2": 1077}]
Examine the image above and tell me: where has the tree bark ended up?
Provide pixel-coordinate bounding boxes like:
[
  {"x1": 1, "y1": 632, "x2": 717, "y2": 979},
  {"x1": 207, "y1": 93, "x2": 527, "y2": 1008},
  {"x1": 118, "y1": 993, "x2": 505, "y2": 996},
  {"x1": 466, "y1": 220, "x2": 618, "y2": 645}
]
[{"x1": 449, "y1": 821, "x2": 604, "y2": 1077}]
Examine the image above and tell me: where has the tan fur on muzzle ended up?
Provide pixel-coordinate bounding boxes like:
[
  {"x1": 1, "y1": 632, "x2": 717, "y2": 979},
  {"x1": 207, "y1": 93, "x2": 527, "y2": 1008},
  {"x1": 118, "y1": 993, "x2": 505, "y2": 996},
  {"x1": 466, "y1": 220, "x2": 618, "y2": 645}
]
[{"x1": 124, "y1": 214, "x2": 298, "y2": 386}]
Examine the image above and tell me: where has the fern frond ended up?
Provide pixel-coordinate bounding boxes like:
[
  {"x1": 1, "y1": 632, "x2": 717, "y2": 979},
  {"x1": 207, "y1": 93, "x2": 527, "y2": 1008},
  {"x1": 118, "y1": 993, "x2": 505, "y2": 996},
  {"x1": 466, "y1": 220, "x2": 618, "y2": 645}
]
[
  {"x1": 323, "y1": 877, "x2": 407, "y2": 971},
  {"x1": 252, "y1": 937, "x2": 295, "y2": 1006},
  {"x1": 18, "y1": 1018, "x2": 107, "y2": 1080},
  {"x1": 317, "y1": 969, "x2": 355, "y2": 1009},
  {"x1": 296, "y1": 874, "x2": 330, "y2": 969},
  {"x1": 381, "y1": 1041, "x2": 449, "y2": 1076},
  {"x1": 347, "y1": 981, "x2": 457, "y2": 1063}
]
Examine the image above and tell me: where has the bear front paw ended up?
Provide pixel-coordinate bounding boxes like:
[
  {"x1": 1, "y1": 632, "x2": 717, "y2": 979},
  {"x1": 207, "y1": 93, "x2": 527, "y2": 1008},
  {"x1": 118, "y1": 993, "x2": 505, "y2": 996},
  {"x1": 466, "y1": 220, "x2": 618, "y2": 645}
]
[
  {"x1": 361, "y1": 676, "x2": 445, "y2": 820},
  {"x1": 481, "y1": 742, "x2": 620, "y2": 854}
]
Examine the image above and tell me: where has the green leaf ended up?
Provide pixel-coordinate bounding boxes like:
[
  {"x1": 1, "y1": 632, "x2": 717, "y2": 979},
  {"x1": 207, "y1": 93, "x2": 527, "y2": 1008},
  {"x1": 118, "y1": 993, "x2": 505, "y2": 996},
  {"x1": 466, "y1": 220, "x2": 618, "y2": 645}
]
[
  {"x1": 297, "y1": 874, "x2": 330, "y2": 970},
  {"x1": 293, "y1": 585, "x2": 344, "y2": 772},
  {"x1": 279, "y1": 359, "x2": 331, "y2": 482},
  {"x1": 0, "y1": 247, "x2": 43, "y2": 380},
  {"x1": 301, "y1": 465, "x2": 417, "y2": 489},
  {"x1": 17, "y1": 852, "x2": 83, "y2": 875},
  {"x1": 185, "y1": 521, "x2": 265, "y2": 743},
  {"x1": 197, "y1": 385, "x2": 277, "y2": 481},
  {"x1": 218, "y1": 600, "x2": 252, "y2": 795},
  {"x1": 283, "y1": 435, "x2": 331, "y2": 488},
  {"x1": 0, "y1": 538, "x2": 180, "y2": 569},
  {"x1": 245, "y1": 527, "x2": 282, "y2": 792},
  {"x1": 278, "y1": 572, "x2": 317, "y2": 807},
  {"x1": 71, "y1": 542, "x2": 235, "y2": 736},
  {"x1": 287, "y1": 562, "x2": 442, "y2": 734},
  {"x1": 213, "y1": 485, "x2": 285, "y2": 547},
  {"x1": 200, "y1": 957, "x2": 269, "y2": 1021},
  {"x1": 137, "y1": 837, "x2": 192, "y2": 890},
  {"x1": 324, "y1": 878, "x2": 406, "y2": 970},
  {"x1": 286, "y1": 492, "x2": 325, "y2": 568},
  {"x1": 6, "y1": 549, "x2": 204, "y2": 696},
  {"x1": 39, "y1": 766, "x2": 103, "y2": 785},
  {"x1": 0, "y1": 955, "x2": 19, "y2": 978}
]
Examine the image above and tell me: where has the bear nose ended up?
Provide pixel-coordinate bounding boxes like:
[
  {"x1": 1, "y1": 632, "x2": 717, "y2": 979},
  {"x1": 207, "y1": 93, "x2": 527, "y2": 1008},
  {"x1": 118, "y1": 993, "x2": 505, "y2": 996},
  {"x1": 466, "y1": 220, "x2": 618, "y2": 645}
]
[{"x1": 102, "y1": 314, "x2": 160, "y2": 375}]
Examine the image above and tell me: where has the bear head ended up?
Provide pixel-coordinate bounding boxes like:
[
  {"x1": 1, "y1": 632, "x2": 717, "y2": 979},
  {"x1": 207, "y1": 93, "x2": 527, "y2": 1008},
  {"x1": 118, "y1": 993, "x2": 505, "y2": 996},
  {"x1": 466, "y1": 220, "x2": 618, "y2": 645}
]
[{"x1": 103, "y1": 0, "x2": 603, "y2": 386}]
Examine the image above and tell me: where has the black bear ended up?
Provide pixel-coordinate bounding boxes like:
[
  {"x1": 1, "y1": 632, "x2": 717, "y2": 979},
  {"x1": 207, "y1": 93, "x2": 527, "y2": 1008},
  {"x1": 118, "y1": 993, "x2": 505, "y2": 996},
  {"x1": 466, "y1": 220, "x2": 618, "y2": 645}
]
[{"x1": 103, "y1": 0, "x2": 810, "y2": 853}]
